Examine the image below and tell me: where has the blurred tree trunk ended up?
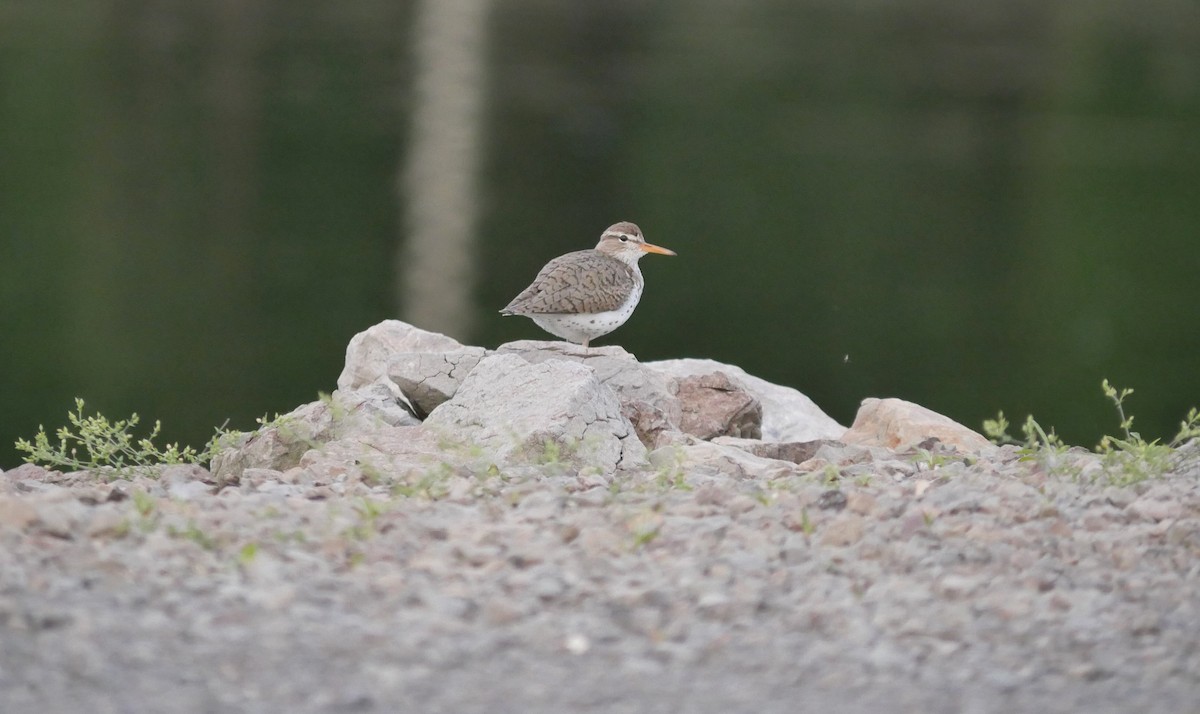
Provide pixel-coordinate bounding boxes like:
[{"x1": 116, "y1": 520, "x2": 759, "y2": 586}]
[
  {"x1": 209, "y1": 0, "x2": 263, "y2": 271},
  {"x1": 399, "y1": 0, "x2": 492, "y2": 340}
]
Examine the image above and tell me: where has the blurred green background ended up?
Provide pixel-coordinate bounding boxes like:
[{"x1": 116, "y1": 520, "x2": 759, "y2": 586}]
[{"x1": 2, "y1": 0, "x2": 1198, "y2": 469}]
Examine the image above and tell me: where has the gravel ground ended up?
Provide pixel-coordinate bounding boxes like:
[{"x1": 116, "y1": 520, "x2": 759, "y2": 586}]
[{"x1": 2, "y1": 443, "x2": 1199, "y2": 714}]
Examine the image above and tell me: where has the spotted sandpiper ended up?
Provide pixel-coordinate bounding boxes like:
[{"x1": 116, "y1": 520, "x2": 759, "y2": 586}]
[{"x1": 500, "y1": 221, "x2": 676, "y2": 348}]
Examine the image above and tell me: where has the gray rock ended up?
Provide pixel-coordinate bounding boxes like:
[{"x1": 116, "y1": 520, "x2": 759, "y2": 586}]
[
  {"x1": 645, "y1": 358, "x2": 844, "y2": 442},
  {"x1": 425, "y1": 353, "x2": 647, "y2": 473}
]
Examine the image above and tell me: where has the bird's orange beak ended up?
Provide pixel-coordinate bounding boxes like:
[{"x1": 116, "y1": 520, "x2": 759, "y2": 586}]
[{"x1": 640, "y1": 242, "x2": 676, "y2": 256}]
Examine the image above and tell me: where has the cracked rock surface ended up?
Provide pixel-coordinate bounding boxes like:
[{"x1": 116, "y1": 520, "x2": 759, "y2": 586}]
[
  {"x1": 337, "y1": 319, "x2": 487, "y2": 417},
  {"x1": 425, "y1": 353, "x2": 647, "y2": 474}
]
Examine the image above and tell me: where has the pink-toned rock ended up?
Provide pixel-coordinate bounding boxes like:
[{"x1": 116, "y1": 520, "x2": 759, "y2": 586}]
[
  {"x1": 842, "y1": 398, "x2": 990, "y2": 453},
  {"x1": 676, "y1": 372, "x2": 762, "y2": 440},
  {"x1": 846, "y1": 491, "x2": 878, "y2": 516},
  {"x1": 819, "y1": 513, "x2": 865, "y2": 546},
  {"x1": 0, "y1": 495, "x2": 38, "y2": 530},
  {"x1": 3, "y1": 463, "x2": 56, "y2": 483}
]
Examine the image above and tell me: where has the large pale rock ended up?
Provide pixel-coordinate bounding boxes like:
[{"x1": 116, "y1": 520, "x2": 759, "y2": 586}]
[
  {"x1": 425, "y1": 353, "x2": 646, "y2": 472},
  {"x1": 210, "y1": 386, "x2": 418, "y2": 485},
  {"x1": 337, "y1": 320, "x2": 487, "y2": 416},
  {"x1": 646, "y1": 358, "x2": 844, "y2": 442},
  {"x1": 675, "y1": 372, "x2": 762, "y2": 440},
  {"x1": 497, "y1": 341, "x2": 681, "y2": 447},
  {"x1": 842, "y1": 397, "x2": 990, "y2": 453},
  {"x1": 340, "y1": 320, "x2": 467, "y2": 378}
]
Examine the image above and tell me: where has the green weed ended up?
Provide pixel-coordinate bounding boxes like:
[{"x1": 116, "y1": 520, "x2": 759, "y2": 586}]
[
  {"x1": 985, "y1": 380, "x2": 1199, "y2": 484},
  {"x1": 15, "y1": 398, "x2": 221, "y2": 477},
  {"x1": 237, "y1": 542, "x2": 259, "y2": 566}
]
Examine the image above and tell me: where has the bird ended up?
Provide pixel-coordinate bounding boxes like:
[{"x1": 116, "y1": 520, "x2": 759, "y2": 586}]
[{"x1": 500, "y1": 221, "x2": 676, "y2": 348}]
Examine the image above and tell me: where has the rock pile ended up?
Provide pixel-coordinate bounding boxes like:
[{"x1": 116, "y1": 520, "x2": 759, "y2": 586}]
[{"x1": 210, "y1": 320, "x2": 991, "y2": 492}]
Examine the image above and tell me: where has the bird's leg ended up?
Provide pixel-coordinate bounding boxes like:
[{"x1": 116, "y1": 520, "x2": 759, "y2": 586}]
[{"x1": 581, "y1": 338, "x2": 590, "y2": 349}]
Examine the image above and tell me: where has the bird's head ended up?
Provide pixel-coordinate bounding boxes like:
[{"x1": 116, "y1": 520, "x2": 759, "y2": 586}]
[{"x1": 595, "y1": 222, "x2": 676, "y2": 264}]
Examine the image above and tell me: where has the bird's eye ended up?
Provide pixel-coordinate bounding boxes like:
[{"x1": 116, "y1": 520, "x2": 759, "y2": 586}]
[{"x1": 619, "y1": 235, "x2": 629, "y2": 242}]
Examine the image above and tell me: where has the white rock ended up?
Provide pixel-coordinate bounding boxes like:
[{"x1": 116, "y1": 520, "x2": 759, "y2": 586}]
[
  {"x1": 338, "y1": 319, "x2": 468, "y2": 387},
  {"x1": 337, "y1": 319, "x2": 486, "y2": 416}
]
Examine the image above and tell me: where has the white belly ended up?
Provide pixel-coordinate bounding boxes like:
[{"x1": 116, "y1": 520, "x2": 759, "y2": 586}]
[{"x1": 530, "y1": 280, "x2": 643, "y2": 345}]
